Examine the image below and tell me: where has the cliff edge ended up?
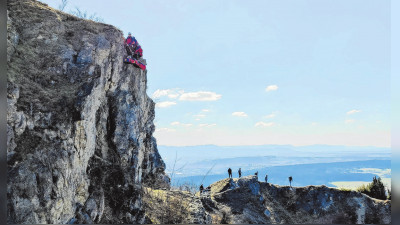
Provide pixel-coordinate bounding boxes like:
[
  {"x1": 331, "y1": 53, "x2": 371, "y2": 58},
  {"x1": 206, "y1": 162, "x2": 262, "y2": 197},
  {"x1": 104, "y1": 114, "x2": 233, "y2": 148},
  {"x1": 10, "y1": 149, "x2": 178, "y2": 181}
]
[
  {"x1": 7, "y1": 0, "x2": 169, "y2": 224},
  {"x1": 144, "y1": 176, "x2": 391, "y2": 224}
]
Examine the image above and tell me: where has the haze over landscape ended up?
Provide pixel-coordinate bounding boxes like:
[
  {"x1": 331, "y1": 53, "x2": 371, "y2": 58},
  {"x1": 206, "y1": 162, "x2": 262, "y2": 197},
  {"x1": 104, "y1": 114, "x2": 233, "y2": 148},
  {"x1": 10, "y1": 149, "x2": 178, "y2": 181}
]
[{"x1": 158, "y1": 145, "x2": 391, "y2": 190}]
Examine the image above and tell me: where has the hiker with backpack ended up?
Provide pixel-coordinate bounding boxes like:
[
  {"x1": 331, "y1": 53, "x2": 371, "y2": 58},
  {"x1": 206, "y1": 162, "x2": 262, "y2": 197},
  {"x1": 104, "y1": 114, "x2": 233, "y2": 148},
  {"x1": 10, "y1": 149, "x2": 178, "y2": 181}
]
[
  {"x1": 238, "y1": 168, "x2": 242, "y2": 178},
  {"x1": 228, "y1": 168, "x2": 232, "y2": 178},
  {"x1": 125, "y1": 32, "x2": 143, "y2": 59},
  {"x1": 123, "y1": 32, "x2": 146, "y2": 70}
]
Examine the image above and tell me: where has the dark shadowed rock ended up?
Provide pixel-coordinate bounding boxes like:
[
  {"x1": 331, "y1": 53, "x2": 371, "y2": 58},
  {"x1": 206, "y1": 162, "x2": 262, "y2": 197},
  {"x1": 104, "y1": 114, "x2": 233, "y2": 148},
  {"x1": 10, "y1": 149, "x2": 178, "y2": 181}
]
[{"x1": 7, "y1": 0, "x2": 169, "y2": 224}]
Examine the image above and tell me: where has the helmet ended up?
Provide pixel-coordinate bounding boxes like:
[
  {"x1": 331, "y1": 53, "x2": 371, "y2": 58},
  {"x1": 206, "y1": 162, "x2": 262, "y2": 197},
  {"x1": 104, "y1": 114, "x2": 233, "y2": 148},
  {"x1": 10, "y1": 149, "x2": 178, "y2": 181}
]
[{"x1": 128, "y1": 32, "x2": 132, "y2": 35}]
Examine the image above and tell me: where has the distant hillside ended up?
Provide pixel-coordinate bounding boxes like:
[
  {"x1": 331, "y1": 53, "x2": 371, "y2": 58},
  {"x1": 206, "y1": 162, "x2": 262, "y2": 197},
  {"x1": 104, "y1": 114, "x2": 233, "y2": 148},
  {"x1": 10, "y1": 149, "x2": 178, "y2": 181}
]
[{"x1": 158, "y1": 145, "x2": 391, "y2": 165}]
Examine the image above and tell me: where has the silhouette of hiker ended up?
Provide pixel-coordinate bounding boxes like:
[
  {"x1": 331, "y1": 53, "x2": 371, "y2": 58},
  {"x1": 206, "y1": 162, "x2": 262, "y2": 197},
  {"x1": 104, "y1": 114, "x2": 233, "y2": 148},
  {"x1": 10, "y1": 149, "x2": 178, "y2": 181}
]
[
  {"x1": 200, "y1": 184, "x2": 204, "y2": 193},
  {"x1": 255, "y1": 171, "x2": 258, "y2": 176},
  {"x1": 228, "y1": 168, "x2": 232, "y2": 178},
  {"x1": 265, "y1": 174, "x2": 268, "y2": 183},
  {"x1": 238, "y1": 168, "x2": 242, "y2": 178},
  {"x1": 289, "y1": 176, "x2": 293, "y2": 187}
]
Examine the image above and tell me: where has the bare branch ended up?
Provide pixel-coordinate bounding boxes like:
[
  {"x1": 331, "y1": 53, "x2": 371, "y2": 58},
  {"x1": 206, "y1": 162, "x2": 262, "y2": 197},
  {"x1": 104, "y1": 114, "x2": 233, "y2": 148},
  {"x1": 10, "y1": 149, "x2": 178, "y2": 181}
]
[
  {"x1": 200, "y1": 162, "x2": 216, "y2": 186},
  {"x1": 58, "y1": 0, "x2": 68, "y2": 11}
]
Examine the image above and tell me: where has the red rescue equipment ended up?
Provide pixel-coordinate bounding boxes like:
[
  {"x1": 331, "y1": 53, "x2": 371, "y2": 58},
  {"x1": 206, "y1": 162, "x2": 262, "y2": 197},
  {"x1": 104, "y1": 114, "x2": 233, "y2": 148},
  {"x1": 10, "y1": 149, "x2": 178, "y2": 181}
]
[{"x1": 123, "y1": 57, "x2": 146, "y2": 70}]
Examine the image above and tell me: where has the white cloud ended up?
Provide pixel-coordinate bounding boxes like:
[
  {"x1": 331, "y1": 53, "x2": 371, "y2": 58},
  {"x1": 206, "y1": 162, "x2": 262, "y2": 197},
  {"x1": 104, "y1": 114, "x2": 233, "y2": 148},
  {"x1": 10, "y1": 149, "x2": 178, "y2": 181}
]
[
  {"x1": 152, "y1": 89, "x2": 171, "y2": 98},
  {"x1": 199, "y1": 123, "x2": 217, "y2": 127},
  {"x1": 195, "y1": 118, "x2": 201, "y2": 121},
  {"x1": 265, "y1": 85, "x2": 278, "y2": 92},
  {"x1": 255, "y1": 121, "x2": 275, "y2": 127},
  {"x1": 155, "y1": 128, "x2": 176, "y2": 132},
  {"x1": 152, "y1": 89, "x2": 182, "y2": 99},
  {"x1": 345, "y1": 119, "x2": 355, "y2": 124},
  {"x1": 263, "y1": 113, "x2": 276, "y2": 119},
  {"x1": 170, "y1": 121, "x2": 192, "y2": 127},
  {"x1": 347, "y1": 109, "x2": 362, "y2": 115},
  {"x1": 194, "y1": 114, "x2": 206, "y2": 118},
  {"x1": 202, "y1": 109, "x2": 211, "y2": 112},
  {"x1": 179, "y1": 91, "x2": 222, "y2": 101},
  {"x1": 155, "y1": 101, "x2": 177, "y2": 108},
  {"x1": 232, "y1": 112, "x2": 248, "y2": 117},
  {"x1": 167, "y1": 93, "x2": 180, "y2": 98}
]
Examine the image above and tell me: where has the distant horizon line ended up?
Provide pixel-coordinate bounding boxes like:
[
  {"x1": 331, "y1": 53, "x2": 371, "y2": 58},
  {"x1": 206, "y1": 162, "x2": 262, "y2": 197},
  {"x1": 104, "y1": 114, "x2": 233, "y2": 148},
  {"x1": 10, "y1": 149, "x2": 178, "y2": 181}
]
[{"x1": 157, "y1": 144, "x2": 391, "y2": 148}]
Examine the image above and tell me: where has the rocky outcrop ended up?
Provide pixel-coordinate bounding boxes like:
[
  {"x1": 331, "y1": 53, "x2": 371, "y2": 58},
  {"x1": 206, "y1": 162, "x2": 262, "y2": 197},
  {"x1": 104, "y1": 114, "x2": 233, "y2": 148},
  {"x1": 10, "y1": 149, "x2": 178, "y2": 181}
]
[
  {"x1": 260, "y1": 182, "x2": 391, "y2": 224},
  {"x1": 7, "y1": 0, "x2": 169, "y2": 224},
  {"x1": 146, "y1": 176, "x2": 391, "y2": 224},
  {"x1": 199, "y1": 176, "x2": 391, "y2": 224}
]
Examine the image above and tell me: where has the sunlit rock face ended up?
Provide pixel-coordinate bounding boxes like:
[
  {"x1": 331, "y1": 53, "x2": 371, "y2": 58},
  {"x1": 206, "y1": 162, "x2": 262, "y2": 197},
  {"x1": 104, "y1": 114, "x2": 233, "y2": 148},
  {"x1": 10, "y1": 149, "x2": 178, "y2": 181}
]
[
  {"x1": 7, "y1": 0, "x2": 169, "y2": 224},
  {"x1": 144, "y1": 175, "x2": 390, "y2": 224},
  {"x1": 197, "y1": 175, "x2": 391, "y2": 224}
]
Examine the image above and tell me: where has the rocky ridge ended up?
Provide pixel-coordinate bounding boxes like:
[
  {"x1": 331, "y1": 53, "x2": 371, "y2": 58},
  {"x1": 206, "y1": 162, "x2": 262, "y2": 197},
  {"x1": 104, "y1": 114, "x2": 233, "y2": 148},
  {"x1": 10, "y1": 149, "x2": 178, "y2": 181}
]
[
  {"x1": 7, "y1": 0, "x2": 169, "y2": 224},
  {"x1": 145, "y1": 176, "x2": 391, "y2": 224}
]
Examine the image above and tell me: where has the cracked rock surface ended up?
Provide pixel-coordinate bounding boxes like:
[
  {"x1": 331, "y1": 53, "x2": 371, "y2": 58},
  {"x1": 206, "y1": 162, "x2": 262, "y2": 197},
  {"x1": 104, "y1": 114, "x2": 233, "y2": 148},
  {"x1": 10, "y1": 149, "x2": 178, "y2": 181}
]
[
  {"x1": 206, "y1": 176, "x2": 391, "y2": 224},
  {"x1": 144, "y1": 176, "x2": 391, "y2": 224},
  {"x1": 7, "y1": 0, "x2": 169, "y2": 224}
]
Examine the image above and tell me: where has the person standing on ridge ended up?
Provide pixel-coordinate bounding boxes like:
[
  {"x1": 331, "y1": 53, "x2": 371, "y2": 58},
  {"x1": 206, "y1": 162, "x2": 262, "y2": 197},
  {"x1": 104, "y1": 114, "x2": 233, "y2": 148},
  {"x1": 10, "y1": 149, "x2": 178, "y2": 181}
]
[
  {"x1": 238, "y1": 168, "x2": 242, "y2": 178},
  {"x1": 199, "y1": 184, "x2": 204, "y2": 194},
  {"x1": 228, "y1": 168, "x2": 232, "y2": 178},
  {"x1": 265, "y1": 174, "x2": 268, "y2": 183},
  {"x1": 124, "y1": 32, "x2": 143, "y2": 59}
]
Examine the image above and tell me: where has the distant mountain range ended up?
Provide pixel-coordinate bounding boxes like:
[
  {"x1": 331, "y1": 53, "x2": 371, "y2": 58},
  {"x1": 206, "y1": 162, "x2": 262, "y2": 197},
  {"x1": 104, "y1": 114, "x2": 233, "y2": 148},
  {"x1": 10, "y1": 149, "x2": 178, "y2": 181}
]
[
  {"x1": 173, "y1": 160, "x2": 391, "y2": 188},
  {"x1": 157, "y1": 145, "x2": 391, "y2": 188}
]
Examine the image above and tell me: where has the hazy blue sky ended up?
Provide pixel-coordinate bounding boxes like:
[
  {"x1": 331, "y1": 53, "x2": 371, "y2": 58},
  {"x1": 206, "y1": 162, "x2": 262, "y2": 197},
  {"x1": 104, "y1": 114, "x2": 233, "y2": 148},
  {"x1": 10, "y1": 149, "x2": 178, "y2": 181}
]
[{"x1": 41, "y1": 0, "x2": 391, "y2": 147}]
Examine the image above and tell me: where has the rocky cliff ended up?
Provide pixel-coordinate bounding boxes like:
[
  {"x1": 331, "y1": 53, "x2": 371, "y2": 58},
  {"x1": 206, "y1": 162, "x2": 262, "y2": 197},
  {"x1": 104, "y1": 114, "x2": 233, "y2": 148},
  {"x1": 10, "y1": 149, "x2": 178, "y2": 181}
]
[
  {"x1": 7, "y1": 0, "x2": 169, "y2": 224},
  {"x1": 145, "y1": 176, "x2": 391, "y2": 224},
  {"x1": 7, "y1": 1, "x2": 392, "y2": 224}
]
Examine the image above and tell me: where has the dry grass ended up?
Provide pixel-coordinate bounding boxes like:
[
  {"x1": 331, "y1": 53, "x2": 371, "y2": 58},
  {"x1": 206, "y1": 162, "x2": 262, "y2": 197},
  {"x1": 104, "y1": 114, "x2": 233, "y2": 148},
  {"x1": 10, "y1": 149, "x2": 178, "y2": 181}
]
[{"x1": 143, "y1": 186, "x2": 195, "y2": 224}]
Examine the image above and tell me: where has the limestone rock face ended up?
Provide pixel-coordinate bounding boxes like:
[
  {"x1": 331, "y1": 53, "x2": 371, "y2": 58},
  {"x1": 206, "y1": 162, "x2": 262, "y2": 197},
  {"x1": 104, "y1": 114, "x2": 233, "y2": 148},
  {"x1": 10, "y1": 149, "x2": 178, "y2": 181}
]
[{"x1": 7, "y1": 0, "x2": 169, "y2": 224}]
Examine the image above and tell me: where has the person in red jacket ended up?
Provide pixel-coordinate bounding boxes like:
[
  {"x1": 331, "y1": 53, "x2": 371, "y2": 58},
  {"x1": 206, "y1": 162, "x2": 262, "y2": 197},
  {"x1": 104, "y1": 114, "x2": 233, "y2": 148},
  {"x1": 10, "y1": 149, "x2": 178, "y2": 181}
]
[{"x1": 125, "y1": 32, "x2": 143, "y2": 59}]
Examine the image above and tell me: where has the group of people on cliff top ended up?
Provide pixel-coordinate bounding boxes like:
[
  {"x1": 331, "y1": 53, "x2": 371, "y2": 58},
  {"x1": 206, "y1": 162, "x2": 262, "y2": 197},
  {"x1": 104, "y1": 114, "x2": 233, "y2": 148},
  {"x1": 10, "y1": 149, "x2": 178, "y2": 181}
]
[
  {"x1": 124, "y1": 32, "x2": 143, "y2": 59},
  {"x1": 228, "y1": 168, "x2": 293, "y2": 186},
  {"x1": 228, "y1": 168, "x2": 265, "y2": 181},
  {"x1": 199, "y1": 168, "x2": 293, "y2": 194}
]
